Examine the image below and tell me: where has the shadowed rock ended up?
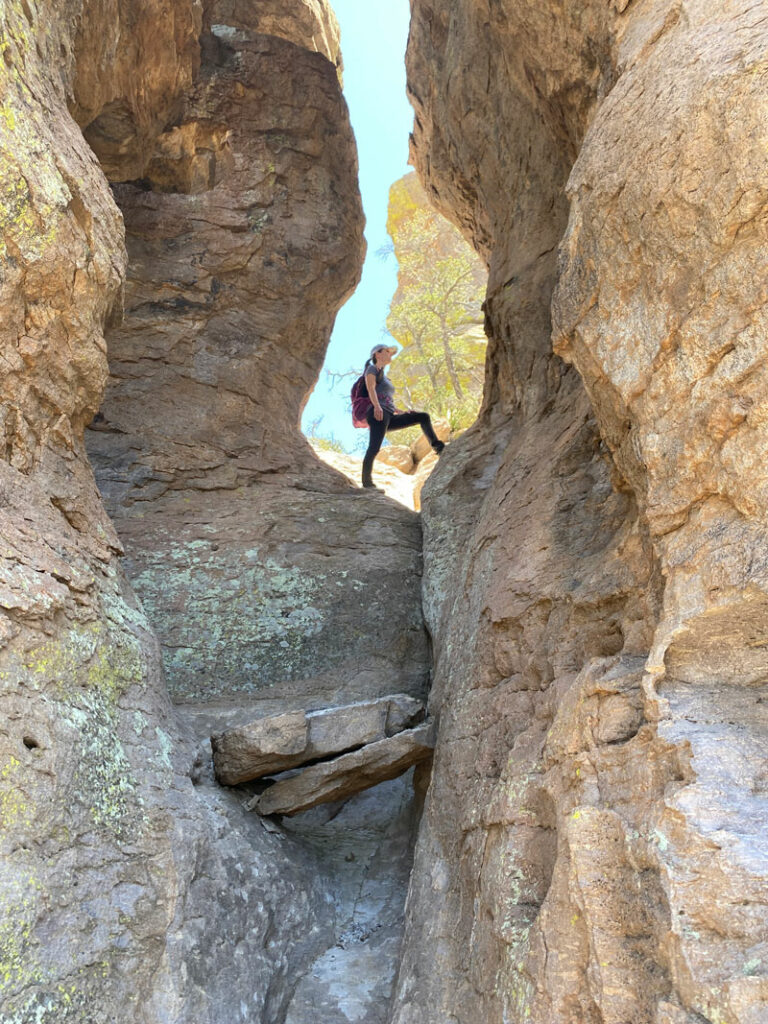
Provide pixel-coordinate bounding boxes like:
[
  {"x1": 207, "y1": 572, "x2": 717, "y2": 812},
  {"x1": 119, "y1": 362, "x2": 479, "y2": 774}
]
[
  {"x1": 253, "y1": 724, "x2": 435, "y2": 817},
  {"x1": 394, "y1": 3, "x2": 768, "y2": 1024},
  {"x1": 212, "y1": 694, "x2": 424, "y2": 785}
]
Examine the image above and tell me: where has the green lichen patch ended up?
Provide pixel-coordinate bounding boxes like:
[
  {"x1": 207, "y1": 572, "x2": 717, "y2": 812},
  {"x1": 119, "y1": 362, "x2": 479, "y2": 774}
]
[
  {"x1": 58, "y1": 690, "x2": 145, "y2": 841},
  {"x1": 133, "y1": 546, "x2": 334, "y2": 700},
  {"x1": 0, "y1": 865, "x2": 43, "y2": 1000},
  {"x1": 0, "y1": 755, "x2": 31, "y2": 829}
]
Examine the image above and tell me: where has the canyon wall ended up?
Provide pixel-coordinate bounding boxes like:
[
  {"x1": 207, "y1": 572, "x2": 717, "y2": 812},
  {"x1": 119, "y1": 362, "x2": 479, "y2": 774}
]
[
  {"x1": 396, "y1": 1, "x2": 768, "y2": 1023},
  {"x1": 0, "y1": 1, "x2": 424, "y2": 1021},
  {"x1": 3, "y1": 0, "x2": 767, "y2": 1021},
  {"x1": 85, "y1": 5, "x2": 429, "y2": 713}
]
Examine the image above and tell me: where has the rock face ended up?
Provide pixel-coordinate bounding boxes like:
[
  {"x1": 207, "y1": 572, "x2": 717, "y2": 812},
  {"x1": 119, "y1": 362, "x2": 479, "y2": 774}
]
[
  {"x1": 85, "y1": 6, "x2": 430, "y2": 710},
  {"x1": 0, "y1": 2, "x2": 210, "y2": 1020},
  {"x1": 6, "y1": 0, "x2": 767, "y2": 1021},
  {"x1": 395, "y1": 2, "x2": 768, "y2": 1024},
  {"x1": 0, "y1": 1, "x2": 424, "y2": 1022},
  {"x1": 70, "y1": 0, "x2": 204, "y2": 181}
]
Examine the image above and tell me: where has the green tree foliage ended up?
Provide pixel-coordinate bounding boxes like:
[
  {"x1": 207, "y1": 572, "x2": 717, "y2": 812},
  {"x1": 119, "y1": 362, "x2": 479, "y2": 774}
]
[{"x1": 385, "y1": 173, "x2": 487, "y2": 433}]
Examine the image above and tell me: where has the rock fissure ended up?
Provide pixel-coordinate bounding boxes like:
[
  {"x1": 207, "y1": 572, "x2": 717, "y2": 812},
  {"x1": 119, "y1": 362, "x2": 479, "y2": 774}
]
[{"x1": 2, "y1": 0, "x2": 768, "y2": 1022}]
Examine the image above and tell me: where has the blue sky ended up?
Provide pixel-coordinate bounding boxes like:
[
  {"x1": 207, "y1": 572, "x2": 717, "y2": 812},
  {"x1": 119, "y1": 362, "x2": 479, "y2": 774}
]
[{"x1": 301, "y1": 0, "x2": 412, "y2": 452}]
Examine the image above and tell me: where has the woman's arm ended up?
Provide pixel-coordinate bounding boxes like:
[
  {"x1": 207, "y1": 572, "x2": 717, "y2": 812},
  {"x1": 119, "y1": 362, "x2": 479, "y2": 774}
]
[{"x1": 365, "y1": 371, "x2": 384, "y2": 421}]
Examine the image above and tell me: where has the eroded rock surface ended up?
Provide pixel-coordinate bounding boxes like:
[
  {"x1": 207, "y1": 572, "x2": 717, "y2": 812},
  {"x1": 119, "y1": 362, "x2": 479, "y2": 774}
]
[
  {"x1": 280, "y1": 773, "x2": 426, "y2": 1024},
  {"x1": 0, "y1": 1, "x2": 424, "y2": 1022},
  {"x1": 85, "y1": 8, "x2": 430, "y2": 711},
  {"x1": 7, "y1": 0, "x2": 766, "y2": 1020},
  {"x1": 395, "y1": 2, "x2": 768, "y2": 1023},
  {"x1": 0, "y1": 1, "x2": 346, "y2": 1021}
]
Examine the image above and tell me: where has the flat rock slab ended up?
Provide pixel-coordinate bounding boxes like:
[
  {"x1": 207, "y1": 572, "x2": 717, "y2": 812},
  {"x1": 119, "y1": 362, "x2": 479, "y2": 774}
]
[
  {"x1": 253, "y1": 724, "x2": 435, "y2": 817},
  {"x1": 212, "y1": 694, "x2": 424, "y2": 786}
]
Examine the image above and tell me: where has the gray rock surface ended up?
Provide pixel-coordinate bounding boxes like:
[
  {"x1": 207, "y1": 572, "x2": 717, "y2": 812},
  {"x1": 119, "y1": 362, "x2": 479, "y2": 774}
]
[
  {"x1": 394, "y1": 2, "x2": 768, "y2": 1023},
  {"x1": 255, "y1": 724, "x2": 435, "y2": 817},
  {"x1": 0, "y1": 0, "x2": 423, "y2": 1022},
  {"x1": 212, "y1": 694, "x2": 424, "y2": 785},
  {"x1": 281, "y1": 772, "x2": 426, "y2": 1024}
]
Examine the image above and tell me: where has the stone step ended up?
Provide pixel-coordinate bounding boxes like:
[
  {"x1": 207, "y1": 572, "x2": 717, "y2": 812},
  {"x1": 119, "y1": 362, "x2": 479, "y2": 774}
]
[
  {"x1": 211, "y1": 694, "x2": 424, "y2": 786},
  {"x1": 250, "y1": 723, "x2": 435, "y2": 817}
]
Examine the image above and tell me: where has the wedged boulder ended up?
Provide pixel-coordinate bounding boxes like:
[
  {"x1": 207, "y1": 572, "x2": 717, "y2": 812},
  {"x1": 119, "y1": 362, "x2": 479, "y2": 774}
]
[
  {"x1": 212, "y1": 694, "x2": 424, "y2": 785},
  {"x1": 253, "y1": 724, "x2": 435, "y2": 817}
]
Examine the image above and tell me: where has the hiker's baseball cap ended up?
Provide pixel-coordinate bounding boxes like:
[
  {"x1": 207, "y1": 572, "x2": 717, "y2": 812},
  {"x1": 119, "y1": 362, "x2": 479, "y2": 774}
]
[{"x1": 370, "y1": 344, "x2": 397, "y2": 358}]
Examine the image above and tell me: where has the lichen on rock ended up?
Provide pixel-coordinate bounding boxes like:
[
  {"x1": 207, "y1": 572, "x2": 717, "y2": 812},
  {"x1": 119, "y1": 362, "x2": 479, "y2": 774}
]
[
  {"x1": 394, "y1": 2, "x2": 768, "y2": 1023},
  {"x1": 0, "y1": 0, "x2": 411, "y2": 1020}
]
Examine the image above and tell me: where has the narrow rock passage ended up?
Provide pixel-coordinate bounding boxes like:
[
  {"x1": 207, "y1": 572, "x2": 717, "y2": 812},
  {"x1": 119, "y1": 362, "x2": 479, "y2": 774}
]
[
  {"x1": 78, "y1": 1, "x2": 435, "y2": 1019},
  {"x1": 281, "y1": 775, "x2": 424, "y2": 1024},
  {"x1": 178, "y1": 688, "x2": 430, "y2": 1024}
]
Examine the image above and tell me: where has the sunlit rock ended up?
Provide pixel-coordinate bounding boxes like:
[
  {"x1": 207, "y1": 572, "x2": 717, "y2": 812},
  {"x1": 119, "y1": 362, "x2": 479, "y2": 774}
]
[{"x1": 396, "y1": 2, "x2": 768, "y2": 1023}]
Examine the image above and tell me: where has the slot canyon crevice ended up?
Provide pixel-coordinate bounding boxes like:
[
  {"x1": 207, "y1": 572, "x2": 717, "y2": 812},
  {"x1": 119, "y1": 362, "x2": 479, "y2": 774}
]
[{"x1": 0, "y1": 1, "x2": 766, "y2": 1023}]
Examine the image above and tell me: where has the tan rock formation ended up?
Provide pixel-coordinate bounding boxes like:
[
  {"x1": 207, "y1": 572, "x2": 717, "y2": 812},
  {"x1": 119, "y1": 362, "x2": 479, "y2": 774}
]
[
  {"x1": 9, "y1": 0, "x2": 766, "y2": 1020},
  {"x1": 314, "y1": 445, "x2": 421, "y2": 509},
  {"x1": 85, "y1": 7, "x2": 430, "y2": 710},
  {"x1": 409, "y1": 416, "x2": 451, "y2": 462},
  {"x1": 0, "y1": 2, "x2": 198, "y2": 1018},
  {"x1": 0, "y1": 1, "x2": 421, "y2": 1022},
  {"x1": 233, "y1": 0, "x2": 342, "y2": 67},
  {"x1": 395, "y1": 2, "x2": 768, "y2": 1024},
  {"x1": 376, "y1": 444, "x2": 415, "y2": 475},
  {"x1": 70, "y1": 0, "x2": 203, "y2": 181},
  {"x1": 212, "y1": 694, "x2": 424, "y2": 785},
  {"x1": 411, "y1": 451, "x2": 439, "y2": 513}
]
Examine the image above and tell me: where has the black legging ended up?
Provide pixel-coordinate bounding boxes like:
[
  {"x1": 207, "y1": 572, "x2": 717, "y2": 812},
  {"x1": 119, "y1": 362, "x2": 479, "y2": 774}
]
[{"x1": 362, "y1": 408, "x2": 440, "y2": 485}]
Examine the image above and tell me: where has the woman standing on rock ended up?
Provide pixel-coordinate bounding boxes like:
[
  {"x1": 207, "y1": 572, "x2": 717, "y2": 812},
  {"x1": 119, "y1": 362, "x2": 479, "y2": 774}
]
[{"x1": 359, "y1": 344, "x2": 444, "y2": 490}]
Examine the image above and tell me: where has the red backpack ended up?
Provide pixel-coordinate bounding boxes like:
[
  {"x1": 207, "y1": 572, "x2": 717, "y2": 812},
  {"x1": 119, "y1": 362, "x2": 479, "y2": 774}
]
[{"x1": 350, "y1": 373, "x2": 373, "y2": 428}]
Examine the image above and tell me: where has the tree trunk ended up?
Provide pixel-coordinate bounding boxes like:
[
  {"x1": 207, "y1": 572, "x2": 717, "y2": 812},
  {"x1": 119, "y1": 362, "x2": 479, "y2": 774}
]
[{"x1": 440, "y1": 319, "x2": 464, "y2": 400}]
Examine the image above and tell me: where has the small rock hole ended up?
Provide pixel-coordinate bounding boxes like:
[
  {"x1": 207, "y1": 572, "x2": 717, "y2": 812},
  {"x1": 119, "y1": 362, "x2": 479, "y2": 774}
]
[{"x1": 22, "y1": 736, "x2": 40, "y2": 750}]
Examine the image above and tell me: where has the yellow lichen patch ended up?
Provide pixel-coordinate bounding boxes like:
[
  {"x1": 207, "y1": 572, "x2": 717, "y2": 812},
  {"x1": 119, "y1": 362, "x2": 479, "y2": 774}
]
[
  {"x1": 23, "y1": 623, "x2": 144, "y2": 701},
  {"x1": 0, "y1": 101, "x2": 15, "y2": 131},
  {"x1": 0, "y1": 868, "x2": 42, "y2": 996},
  {"x1": 58, "y1": 688, "x2": 145, "y2": 839},
  {"x1": 0, "y1": 756, "x2": 31, "y2": 828},
  {"x1": 14, "y1": 625, "x2": 148, "y2": 839}
]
